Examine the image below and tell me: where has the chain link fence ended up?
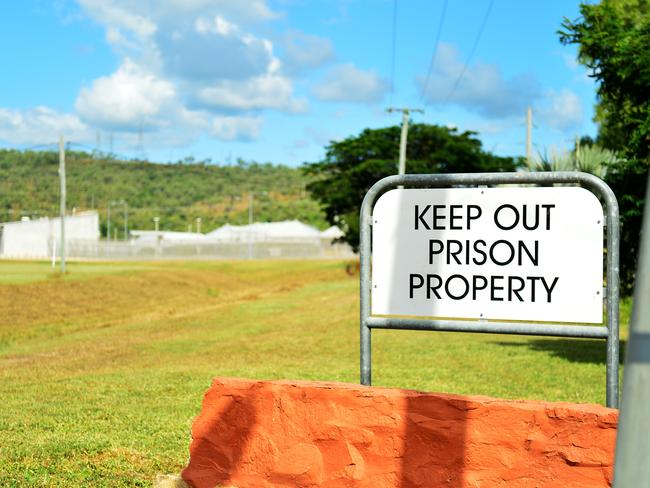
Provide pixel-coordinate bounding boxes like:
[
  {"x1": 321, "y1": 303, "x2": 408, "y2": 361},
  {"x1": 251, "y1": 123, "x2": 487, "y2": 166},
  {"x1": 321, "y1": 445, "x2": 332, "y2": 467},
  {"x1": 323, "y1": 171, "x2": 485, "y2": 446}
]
[{"x1": 66, "y1": 238, "x2": 354, "y2": 260}]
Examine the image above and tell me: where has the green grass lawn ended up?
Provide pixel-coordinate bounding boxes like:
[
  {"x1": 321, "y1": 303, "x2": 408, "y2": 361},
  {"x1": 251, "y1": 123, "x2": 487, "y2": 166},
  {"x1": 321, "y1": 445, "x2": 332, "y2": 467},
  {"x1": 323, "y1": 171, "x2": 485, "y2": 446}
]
[
  {"x1": 0, "y1": 259, "x2": 631, "y2": 486},
  {"x1": 0, "y1": 260, "x2": 161, "y2": 285}
]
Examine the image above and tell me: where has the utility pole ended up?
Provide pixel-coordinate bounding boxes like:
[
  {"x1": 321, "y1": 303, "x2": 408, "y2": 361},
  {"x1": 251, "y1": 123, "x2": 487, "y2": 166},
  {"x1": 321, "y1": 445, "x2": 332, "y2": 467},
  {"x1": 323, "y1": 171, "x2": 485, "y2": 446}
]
[
  {"x1": 248, "y1": 192, "x2": 254, "y2": 260},
  {"x1": 196, "y1": 217, "x2": 202, "y2": 234},
  {"x1": 123, "y1": 201, "x2": 128, "y2": 240},
  {"x1": 248, "y1": 192, "x2": 254, "y2": 225},
  {"x1": 96, "y1": 131, "x2": 101, "y2": 158},
  {"x1": 526, "y1": 107, "x2": 533, "y2": 165},
  {"x1": 153, "y1": 216, "x2": 159, "y2": 232},
  {"x1": 58, "y1": 136, "x2": 66, "y2": 274},
  {"x1": 387, "y1": 107, "x2": 424, "y2": 175}
]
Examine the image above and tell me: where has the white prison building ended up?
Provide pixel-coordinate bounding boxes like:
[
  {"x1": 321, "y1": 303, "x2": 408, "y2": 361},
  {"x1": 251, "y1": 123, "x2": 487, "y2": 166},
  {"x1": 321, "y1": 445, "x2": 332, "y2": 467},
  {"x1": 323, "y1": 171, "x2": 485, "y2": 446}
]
[{"x1": 0, "y1": 211, "x2": 99, "y2": 259}]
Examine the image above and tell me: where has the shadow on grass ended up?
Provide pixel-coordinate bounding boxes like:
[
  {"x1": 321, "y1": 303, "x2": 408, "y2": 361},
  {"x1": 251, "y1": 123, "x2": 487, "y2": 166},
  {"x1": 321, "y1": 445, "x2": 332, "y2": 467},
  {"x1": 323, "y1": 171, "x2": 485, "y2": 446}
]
[{"x1": 491, "y1": 338, "x2": 627, "y2": 365}]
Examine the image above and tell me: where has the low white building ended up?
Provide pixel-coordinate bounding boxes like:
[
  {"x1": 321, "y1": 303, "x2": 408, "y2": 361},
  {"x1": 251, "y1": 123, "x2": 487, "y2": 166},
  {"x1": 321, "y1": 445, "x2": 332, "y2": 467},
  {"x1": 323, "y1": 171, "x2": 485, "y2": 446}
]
[
  {"x1": 205, "y1": 220, "x2": 352, "y2": 259},
  {"x1": 207, "y1": 220, "x2": 323, "y2": 242},
  {"x1": 0, "y1": 211, "x2": 100, "y2": 258},
  {"x1": 320, "y1": 225, "x2": 345, "y2": 241}
]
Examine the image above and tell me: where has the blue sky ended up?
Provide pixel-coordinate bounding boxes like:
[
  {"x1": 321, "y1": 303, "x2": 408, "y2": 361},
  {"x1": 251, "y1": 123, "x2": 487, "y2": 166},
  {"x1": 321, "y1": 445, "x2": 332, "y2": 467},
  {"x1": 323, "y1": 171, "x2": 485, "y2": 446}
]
[{"x1": 0, "y1": 0, "x2": 596, "y2": 166}]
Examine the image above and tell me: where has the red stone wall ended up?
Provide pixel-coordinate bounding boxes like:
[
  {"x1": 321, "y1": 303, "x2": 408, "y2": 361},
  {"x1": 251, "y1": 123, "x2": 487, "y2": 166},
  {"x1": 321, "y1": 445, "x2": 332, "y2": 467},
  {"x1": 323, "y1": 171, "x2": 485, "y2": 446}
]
[{"x1": 181, "y1": 378, "x2": 618, "y2": 488}]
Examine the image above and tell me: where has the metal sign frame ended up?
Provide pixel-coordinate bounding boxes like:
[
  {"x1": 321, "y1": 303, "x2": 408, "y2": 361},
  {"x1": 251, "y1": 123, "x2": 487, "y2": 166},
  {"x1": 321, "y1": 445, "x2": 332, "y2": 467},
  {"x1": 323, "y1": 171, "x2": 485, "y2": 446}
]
[{"x1": 360, "y1": 171, "x2": 620, "y2": 408}]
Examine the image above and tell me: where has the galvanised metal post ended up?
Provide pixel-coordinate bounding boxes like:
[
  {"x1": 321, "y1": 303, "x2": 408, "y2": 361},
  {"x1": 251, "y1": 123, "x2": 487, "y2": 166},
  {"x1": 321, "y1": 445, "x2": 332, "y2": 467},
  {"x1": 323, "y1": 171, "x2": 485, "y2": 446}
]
[
  {"x1": 613, "y1": 171, "x2": 650, "y2": 485},
  {"x1": 359, "y1": 171, "x2": 620, "y2": 407},
  {"x1": 359, "y1": 177, "x2": 377, "y2": 386}
]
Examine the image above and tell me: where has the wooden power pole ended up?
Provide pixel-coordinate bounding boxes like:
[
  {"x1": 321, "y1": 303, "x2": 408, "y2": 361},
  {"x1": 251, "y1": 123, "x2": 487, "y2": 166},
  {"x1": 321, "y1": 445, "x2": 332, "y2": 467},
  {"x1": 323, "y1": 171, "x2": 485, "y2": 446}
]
[
  {"x1": 387, "y1": 107, "x2": 424, "y2": 175},
  {"x1": 58, "y1": 136, "x2": 66, "y2": 274},
  {"x1": 526, "y1": 107, "x2": 533, "y2": 165}
]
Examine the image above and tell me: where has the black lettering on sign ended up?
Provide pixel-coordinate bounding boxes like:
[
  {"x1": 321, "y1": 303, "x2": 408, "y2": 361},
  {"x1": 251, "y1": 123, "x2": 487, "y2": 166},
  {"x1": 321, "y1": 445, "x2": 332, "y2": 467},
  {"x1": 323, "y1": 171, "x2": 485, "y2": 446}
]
[
  {"x1": 491, "y1": 275, "x2": 505, "y2": 301},
  {"x1": 518, "y1": 241, "x2": 539, "y2": 266},
  {"x1": 494, "y1": 204, "x2": 519, "y2": 230},
  {"x1": 508, "y1": 276, "x2": 526, "y2": 301},
  {"x1": 542, "y1": 204, "x2": 555, "y2": 230},
  {"x1": 445, "y1": 274, "x2": 469, "y2": 300},
  {"x1": 409, "y1": 274, "x2": 424, "y2": 298},
  {"x1": 449, "y1": 205, "x2": 463, "y2": 230},
  {"x1": 472, "y1": 275, "x2": 488, "y2": 300},
  {"x1": 427, "y1": 274, "x2": 442, "y2": 299},
  {"x1": 432, "y1": 205, "x2": 446, "y2": 230},
  {"x1": 467, "y1": 205, "x2": 482, "y2": 230},
  {"x1": 494, "y1": 204, "x2": 556, "y2": 231},
  {"x1": 473, "y1": 240, "x2": 487, "y2": 265},
  {"x1": 447, "y1": 240, "x2": 463, "y2": 265},
  {"x1": 415, "y1": 205, "x2": 431, "y2": 230},
  {"x1": 429, "y1": 239, "x2": 443, "y2": 264},
  {"x1": 490, "y1": 240, "x2": 515, "y2": 266},
  {"x1": 541, "y1": 276, "x2": 559, "y2": 302}
]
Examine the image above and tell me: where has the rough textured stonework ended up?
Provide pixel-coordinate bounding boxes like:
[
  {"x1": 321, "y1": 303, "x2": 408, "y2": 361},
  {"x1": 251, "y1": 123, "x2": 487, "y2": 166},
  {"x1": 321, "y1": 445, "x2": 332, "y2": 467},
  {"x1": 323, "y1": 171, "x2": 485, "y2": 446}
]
[{"x1": 182, "y1": 378, "x2": 618, "y2": 488}]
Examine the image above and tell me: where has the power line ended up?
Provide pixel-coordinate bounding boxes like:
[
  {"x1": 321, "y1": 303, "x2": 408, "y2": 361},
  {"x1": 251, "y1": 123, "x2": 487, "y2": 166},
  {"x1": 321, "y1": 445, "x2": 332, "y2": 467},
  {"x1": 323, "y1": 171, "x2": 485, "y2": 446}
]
[
  {"x1": 420, "y1": 0, "x2": 449, "y2": 102},
  {"x1": 67, "y1": 142, "x2": 98, "y2": 152},
  {"x1": 21, "y1": 143, "x2": 58, "y2": 151},
  {"x1": 388, "y1": 0, "x2": 398, "y2": 107},
  {"x1": 444, "y1": 0, "x2": 495, "y2": 104}
]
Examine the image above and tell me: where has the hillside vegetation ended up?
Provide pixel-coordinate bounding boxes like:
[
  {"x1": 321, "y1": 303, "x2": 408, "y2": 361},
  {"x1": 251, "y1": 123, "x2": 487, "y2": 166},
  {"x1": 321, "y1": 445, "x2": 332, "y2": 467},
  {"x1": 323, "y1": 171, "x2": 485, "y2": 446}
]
[{"x1": 0, "y1": 149, "x2": 328, "y2": 236}]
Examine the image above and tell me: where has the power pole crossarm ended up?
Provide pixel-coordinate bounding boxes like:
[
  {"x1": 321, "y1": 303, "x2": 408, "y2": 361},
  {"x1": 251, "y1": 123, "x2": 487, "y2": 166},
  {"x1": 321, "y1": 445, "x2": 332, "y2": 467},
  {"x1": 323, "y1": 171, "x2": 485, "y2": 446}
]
[{"x1": 386, "y1": 107, "x2": 424, "y2": 176}]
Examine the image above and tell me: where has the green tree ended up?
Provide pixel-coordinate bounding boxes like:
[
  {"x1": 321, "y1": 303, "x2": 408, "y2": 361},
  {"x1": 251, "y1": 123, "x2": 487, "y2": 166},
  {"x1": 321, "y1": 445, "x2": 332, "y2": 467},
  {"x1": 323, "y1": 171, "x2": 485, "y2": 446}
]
[
  {"x1": 304, "y1": 124, "x2": 519, "y2": 250},
  {"x1": 560, "y1": 0, "x2": 650, "y2": 293}
]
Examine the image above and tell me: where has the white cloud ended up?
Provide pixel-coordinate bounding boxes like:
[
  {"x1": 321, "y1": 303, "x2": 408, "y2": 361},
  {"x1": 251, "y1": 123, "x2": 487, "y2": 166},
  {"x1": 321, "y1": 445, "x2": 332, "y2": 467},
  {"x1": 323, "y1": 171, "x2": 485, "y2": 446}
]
[
  {"x1": 75, "y1": 1, "x2": 305, "y2": 116},
  {"x1": 197, "y1": 74, "x2": 308, "y2": 112},
  {"x1": 75, "y1": 59, "x2": 177, "y2": 131},
  {"x1": 561, "y1": 52, "x2": 579, "y2": 71},
  {"x1": 78, "y1": 0, "x2": 157, "y2": 39},
  {"x1": 313, "y1": 63, "x2": 388, "y2": 103},
  {"x1": 155, "y1": 15, "x2": 275, "y2": 82},
  {"x1": 76, "y1": 0, "x2": 287, "y2": 86},
  {"x1": 419, "y1": 43, "x2": 540, "y2": 118},
  {"x1": 211, "y1": 115, "x2": 262, "y2": 140},
  {"x1": 1, "y1": 1, "x2": 325, "y2": 153},
  {"x1": 155, "y1": 0, "x2": 280, "y2": 24},
  {"x1": 536, "y1": 89, "x2": 583, "y2": 130},
  {"x1": 0, "y1": 107, "x2": 90, "y2": 145},
  {"x1": 78, "y1": 0, "x2": 278, "y2": 32},
  {"x1": 560, "y1": 52, "x2": 594, "y2": 85},
  {"x1": 281, "y1": 30, "x2": 335, "y2": 74}
]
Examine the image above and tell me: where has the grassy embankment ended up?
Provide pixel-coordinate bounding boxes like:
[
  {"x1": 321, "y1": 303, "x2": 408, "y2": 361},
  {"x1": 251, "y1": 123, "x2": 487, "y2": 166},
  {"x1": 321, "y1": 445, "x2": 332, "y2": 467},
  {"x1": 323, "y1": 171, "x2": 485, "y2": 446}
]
[{"x1": 0, "y1": 260, "x2": 630, "y2": 486}]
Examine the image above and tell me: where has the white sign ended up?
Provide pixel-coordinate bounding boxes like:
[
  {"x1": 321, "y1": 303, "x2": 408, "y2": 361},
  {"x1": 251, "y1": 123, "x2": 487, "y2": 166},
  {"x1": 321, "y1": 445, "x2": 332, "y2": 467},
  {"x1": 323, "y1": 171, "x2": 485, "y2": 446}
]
[{"x1": 371, "y1": 187, "x2": 604, "y2": 324}]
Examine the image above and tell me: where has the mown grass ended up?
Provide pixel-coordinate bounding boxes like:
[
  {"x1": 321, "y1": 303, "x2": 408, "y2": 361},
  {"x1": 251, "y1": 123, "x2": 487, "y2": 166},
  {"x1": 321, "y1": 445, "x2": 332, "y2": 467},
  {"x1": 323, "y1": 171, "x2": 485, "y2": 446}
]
[
  {"x1": 0, "y1": 259, "x2": 631, "y2": 486},
  {"x1": 0, "y1": 260, "x2": 164, "y2": 285}
]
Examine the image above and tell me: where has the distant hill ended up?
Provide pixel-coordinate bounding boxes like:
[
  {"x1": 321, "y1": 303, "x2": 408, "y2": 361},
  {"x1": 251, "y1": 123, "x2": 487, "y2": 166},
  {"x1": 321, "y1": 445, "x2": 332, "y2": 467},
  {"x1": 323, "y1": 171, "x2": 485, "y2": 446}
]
[{"x1": 0, "y1": 149, "x2": 328, "y2": 237}]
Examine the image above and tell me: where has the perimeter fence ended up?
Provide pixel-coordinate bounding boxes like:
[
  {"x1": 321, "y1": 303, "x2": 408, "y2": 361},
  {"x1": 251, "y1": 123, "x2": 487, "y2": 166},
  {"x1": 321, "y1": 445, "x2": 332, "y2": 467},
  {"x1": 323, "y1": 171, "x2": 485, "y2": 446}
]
[{"x1": 65, "y1": 238, "x2": 354, "y2": 260}]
